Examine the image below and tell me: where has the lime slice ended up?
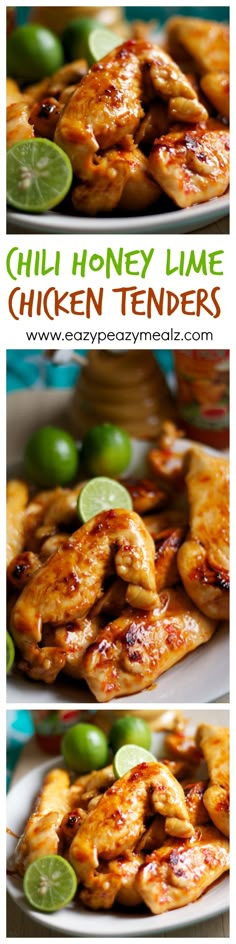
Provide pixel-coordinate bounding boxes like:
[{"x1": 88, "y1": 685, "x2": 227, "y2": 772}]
[
  {"x1": 23, "y1": 855, "x2": 77, "y2": 912},
  {"x1": 7, "y1": 139, "x2": 73, "y2": 213},
  {"x1": 77, "y1": 477, "x2": 133, "y2": 523},
  {"x1": 7, "y1": 632, "x2": 15, "y2": 674},
  {"x1": 113, "y1": 744, "x2": 157, "y2": 779},
  {"x1": 62, "y1": 18, "x2": 119, "y2": 66},
  {"x1": 87, "y1": 26, "x2": 120, "y2": 65}
]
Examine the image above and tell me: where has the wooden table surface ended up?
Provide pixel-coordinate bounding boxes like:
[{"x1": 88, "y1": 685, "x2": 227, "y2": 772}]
[{"x1": 7, "y1": 736, "x2": 229, "y2": 938}]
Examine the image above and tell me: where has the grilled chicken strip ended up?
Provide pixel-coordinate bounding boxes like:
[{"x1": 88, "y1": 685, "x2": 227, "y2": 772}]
[
  {"x1": 14, "y1": 769, "x2": 71, "y2": 875},
  {"x1": 11, "y1": 509, "x2": 158, "y2": 682},
  {"x1": 177, "y1": 447, "x2": 229, "y2": 619},
  {"x1": 81, "y1": 587, "x2": 216, "y2": 701},
  {"x1": 196, "y1": 724, "x2": 229, "y2": 836},
  {"x1": 137, "y1": 824, "x2": 229, "y2": 914},
  {"x1": 7, "y1": 480, "x2": 29, "y2": 567},
  {"x1": 149, "y1": 121, "x2": 229, "y2": 208},
  {"x1": 70, "y1": 761, "x2": 193, "y2": 889},
  {"x1": 166, "y1": 17, "x2": 229, "y2": 75}
]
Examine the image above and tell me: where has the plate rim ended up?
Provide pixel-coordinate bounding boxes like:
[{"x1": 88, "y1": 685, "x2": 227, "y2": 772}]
[{"x1": 7, "y1": 192, "x2": 229, "y2": 234}]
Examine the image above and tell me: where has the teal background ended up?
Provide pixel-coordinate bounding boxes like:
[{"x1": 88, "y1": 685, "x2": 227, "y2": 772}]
[
  {"x1": 7, "y1": 350, "x2": 173, "y2": 392},
  {"x1": 7, "y1": 710, "x2": 34, "y2": 790},
  {"x1": 15, "y1": 7, "x2": 229, "y2": 25}
]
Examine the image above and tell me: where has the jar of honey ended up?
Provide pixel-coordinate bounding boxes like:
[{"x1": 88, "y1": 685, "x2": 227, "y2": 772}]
[
  {"x1": 30, "y1": 8, "x2": 125, "y2": 36},
  {"x1": 174, "y1": 350, "x2": 229, "y2": 450},
  {"x1": 68, "y1": 351, "x2": 176, "y2": 441}
]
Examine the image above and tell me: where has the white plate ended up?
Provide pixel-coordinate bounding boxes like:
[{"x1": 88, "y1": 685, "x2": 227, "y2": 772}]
[
  {"x1": 7, "y1": 193, "x2": 229, "y2": 235},
  {"x1": 6, "y1": 709, "x2": 229, "y2": 937},
  {"x1": 7, "y1": 388, "x2": 229, "y2": 705}
]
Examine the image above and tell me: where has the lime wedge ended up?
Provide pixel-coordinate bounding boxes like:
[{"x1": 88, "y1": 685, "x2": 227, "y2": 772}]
[
  {"x1": 87, "y1": 26, "x2": 120, "y2": 65},
  {"x1": 7, "y1": 632, "x2": 15, "y2": 674},
  {"x1": 77, "y1": 477, "x2": 133, "y2": 523},
  {"x1": 113, "y1": 744, "x2": 157, "y2": 779},
  {"x1": 7, "y1": 139, "x2": 73, "y2": 213},
  {"x1": 23, "y1": 855, "x2": 77, "y2": 912}
]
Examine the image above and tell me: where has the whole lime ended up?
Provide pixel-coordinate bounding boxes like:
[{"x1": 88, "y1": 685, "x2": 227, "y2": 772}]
[
  {"x1": 61, "y1": 723, "x2": 109, "y2": 773},
  {"x1": 62, "y1": 17, "x2": 98, "y2": 61},
  {"x1": 110, "y1": 715, "x2": 152, "y2": 754},
  {"x1": 81, "y1": 423, "x2": 132, "y2": 477},
  {"x1": 62, "y1": 17, "x2": 119, "y2": 66},
  {"x1": 24, "y1": 425, "x2": 79, "y2": 486},
  {"x1": 7, "y1": 25, "x2": 64, "y2": 82}
]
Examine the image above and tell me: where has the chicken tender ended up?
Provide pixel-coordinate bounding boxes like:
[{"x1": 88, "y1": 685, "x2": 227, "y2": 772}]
[
  {"x1": 81, "y1": 587, "x2": 216, "y2": 701},
  {"x1": 177, "y1": 448, "x2": 229, "y2": 619},
  {"x1": 166, "y1": 18, "x2": 229, "y2": 75},
  {"x1": 149, "y1": 122, "x2": 229, "y2": 208},
  {"x1": 14, "y1": 769, "x2": 70, "y2": 875},
  {"x1": 11, "y1": 509, "x2": 158, "y2": 681},
  {"x1": 196, "y1": 724, "x2": 229, "y2": 836},
  {"x1": 137, "y1": 825, "x2": 229, "y2": 914},
  {"x1": 70, "y1": 761, "x2": 193, "y2": 887},
  {"x1": 7, "y1": 102, "x2": 34, "y2": 149},
  {"x1": 200, "y1": 72, "x2": 229, "y2": 120},
  {"x1": 7, "y1": 480, "x2": 29, "y2": 567}
]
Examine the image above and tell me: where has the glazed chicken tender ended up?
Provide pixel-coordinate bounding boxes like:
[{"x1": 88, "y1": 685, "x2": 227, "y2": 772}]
[
  {"x1": 69, "y1": 761, "x2": 193, "y2": 885},
  {"x1": 14, "y1": 769, "x2": 71, "y2": 875},
  {"x1": 137, "y1": 825, "x2": 229, "y2": 914},
  {"x1": 10, "y1": 509, "x2": 158, "y2": 681},
  {"x1": 166, "y1": 17, "x2": 229, "y2": 75},
  {"x1": 196, "y1": 724, "x2": 229, "y2": 837},
  {"x1": 177, "y1": 448, "x2": 229, "y2": 619},
  {"x1": 149, "y1": 122, "x2": 229, "y2": 208},
  {"x1": 81, "y1": 588, "x2": 216, "y2": 701},
  {"x1": 7, "y1": 480, "x2": 29, "y2": 567}
]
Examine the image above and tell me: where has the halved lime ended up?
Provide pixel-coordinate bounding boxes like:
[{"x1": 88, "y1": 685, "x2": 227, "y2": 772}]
[
  {"x1": 23, "y1": 855, "x2": 77, "y2": 912},
  {"x1": 62, "y1": 18, "x2": 119, "y2": 66},
  {"x1": 113, "y1": 744, "x2": 157, "y2": 779},
  {"x1": 7, "y1": 139, "x2": 73, "y2": 213},
  {"x1": 87, "y1": 26, "x2": 120, "y2": 65},
  {"x1": 77, "y1": 477, "x2": 133, "y2": 523},
  {"x1": 7, "y1": 632, "x2": 15, "y2": 674}
]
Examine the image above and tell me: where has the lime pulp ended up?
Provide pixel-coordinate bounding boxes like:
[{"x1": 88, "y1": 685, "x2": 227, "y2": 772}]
[
  {"x1": 7, "y1": 632, "x2": 15, "y2": 673},
  {"x1": 23, "y1": 855, "x2": 77, "y2": 912},
  {"x1": 77, "y1": 477, "x2": 133, "y2": 522},
  {"x1": 113, "y1": 744, "x2": 157, "y2": 779},
  {"x1": 87, "y1": 26, "x2": 120, "y2": 65},
  {"x1": 7, "y1": 139, "x2": 73, "y2": 213}
]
